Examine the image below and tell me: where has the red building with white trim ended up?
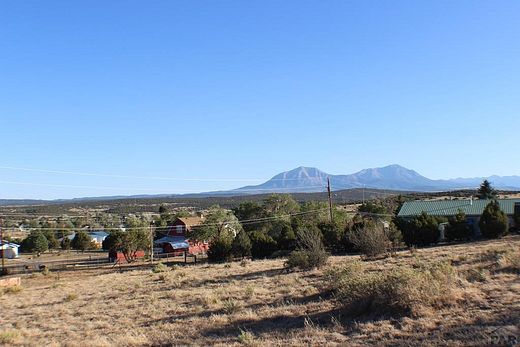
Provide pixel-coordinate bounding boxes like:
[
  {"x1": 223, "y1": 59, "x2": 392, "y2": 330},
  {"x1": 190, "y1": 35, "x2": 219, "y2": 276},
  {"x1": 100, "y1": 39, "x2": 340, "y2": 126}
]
[{"x1": 155, "y1": 216, "x2": 209, "y2": 255}]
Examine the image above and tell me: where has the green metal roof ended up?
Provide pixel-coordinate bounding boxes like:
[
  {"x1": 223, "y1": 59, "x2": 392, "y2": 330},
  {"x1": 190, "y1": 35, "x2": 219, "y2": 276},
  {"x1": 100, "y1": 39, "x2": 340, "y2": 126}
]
[{"x1": 397, "y1": 199, "x2": 520, "y2": 217}]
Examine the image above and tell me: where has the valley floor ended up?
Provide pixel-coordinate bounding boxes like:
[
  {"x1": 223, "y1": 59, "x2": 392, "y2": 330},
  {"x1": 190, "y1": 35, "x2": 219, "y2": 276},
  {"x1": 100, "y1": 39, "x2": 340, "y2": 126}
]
[{"x1": 1, "y1": 236, "x2": 519, "y2": 346}]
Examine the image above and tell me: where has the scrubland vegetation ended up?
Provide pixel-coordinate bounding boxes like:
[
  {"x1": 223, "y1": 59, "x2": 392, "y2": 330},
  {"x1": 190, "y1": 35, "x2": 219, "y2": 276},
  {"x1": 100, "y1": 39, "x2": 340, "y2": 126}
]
[{"x1": 1, "y1": 236, "x2": 518, "y2": 346}]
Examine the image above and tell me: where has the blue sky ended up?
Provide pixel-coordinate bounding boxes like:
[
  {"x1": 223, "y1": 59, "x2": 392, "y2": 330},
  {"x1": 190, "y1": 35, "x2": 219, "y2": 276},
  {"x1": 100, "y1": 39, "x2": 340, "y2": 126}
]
[{"x1": 1, "y1": 1, "x2": 520, "y2": 199}]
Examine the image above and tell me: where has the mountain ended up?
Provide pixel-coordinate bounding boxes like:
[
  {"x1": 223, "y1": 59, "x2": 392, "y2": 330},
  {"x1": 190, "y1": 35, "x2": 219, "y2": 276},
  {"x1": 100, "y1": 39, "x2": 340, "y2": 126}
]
[
  {"x1": 234, "y1": 165, "x2": 520, "y2": 194},
  {"x1": 237, "y1": 167, "x2": 330, "y2": 193},
  {"x1": 1, "y1": 165, "x2": 519, "y2": 204}
]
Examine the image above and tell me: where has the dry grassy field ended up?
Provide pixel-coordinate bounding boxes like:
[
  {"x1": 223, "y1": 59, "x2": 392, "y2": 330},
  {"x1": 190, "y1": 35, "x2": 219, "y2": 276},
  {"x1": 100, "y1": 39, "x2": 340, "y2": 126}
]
[{"x1": 1, "y1": 236, "x2": 519, "y2": 346}]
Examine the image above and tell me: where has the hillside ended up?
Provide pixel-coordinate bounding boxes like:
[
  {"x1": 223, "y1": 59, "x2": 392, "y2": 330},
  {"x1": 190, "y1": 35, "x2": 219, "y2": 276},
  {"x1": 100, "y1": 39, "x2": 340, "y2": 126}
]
[{"x1": 1, "y1": 236, "x2": 519, "y2": 346}]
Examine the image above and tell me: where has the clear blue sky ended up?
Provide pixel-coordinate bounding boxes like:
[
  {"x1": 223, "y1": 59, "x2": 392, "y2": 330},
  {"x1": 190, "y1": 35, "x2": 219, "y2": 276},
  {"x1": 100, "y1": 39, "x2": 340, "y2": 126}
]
[{"x1": 1, "y1": 1, "x2": 520, "y2": 199}]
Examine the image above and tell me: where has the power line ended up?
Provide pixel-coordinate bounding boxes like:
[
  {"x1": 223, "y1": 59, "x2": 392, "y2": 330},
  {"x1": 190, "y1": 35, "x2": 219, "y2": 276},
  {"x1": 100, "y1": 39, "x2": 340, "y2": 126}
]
[
  {"x1": 0, "y1": 166, "x2": 264, "y2": 182},
  {"x1": 0, "y1": 179, "x2": 327, "y2": 193},
  {"x1": 0, "y1": 165, "x2": 332, "y2": 182},
  {"x1": 3, "y1": 208, "x2": 331, "y2": 232}
]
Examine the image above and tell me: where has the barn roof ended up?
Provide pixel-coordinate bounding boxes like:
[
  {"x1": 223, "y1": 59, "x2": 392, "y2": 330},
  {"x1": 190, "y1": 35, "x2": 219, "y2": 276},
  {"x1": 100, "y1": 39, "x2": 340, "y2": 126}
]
[
  {"x1": 89, "y1": 231, "x2": 109, "y2": 238},
  {"x1": 0, "y1": 240, "x2": 20, "y2": 249},
  {"x1": 154, "y1": 235, "x2": 189, "y2": 250},
  {"x1": 398, "y1": 198, "x2": 520, "y2": 217},
  {"x1": 176, "y1": 216, "x2": 204, "y2": 228}
]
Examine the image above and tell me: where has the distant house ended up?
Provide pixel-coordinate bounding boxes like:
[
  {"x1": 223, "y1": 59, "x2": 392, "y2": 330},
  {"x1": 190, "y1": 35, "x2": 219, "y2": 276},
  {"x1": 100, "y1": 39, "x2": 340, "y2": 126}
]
[
  {"x1": 88, "y1": 231, "x2": 109, "y2": 247},
  {"x1": 398, "y1": 198, "x2": 520, "y2": 236},
  {"x1": 154, "y1": 216, "x2": 209, "y2": 255},
  {"x1": 58, "y1": 230, "x2": 109, "y2": 249},
  {"x1": 0, "y1": 241, "x2": 20, "y2": 259}
]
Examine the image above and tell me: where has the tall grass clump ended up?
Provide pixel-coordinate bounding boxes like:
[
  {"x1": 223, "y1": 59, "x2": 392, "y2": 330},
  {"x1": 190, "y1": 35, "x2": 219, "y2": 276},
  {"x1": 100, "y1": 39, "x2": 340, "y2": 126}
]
[
  {"x1": 327, "y1": 260, "x2": 458, "y2": 317},
  {"x1": 0, "y1": 285, "x2": 23, "y2": 296},
  {"x1": 286, "y1": 226, "x2": 329, "y2": 270},
  {"x1": 152, "y1": 262, "x2": 169, "y2": 273},
  {"x1": 348, "y1": 224, "x2": 390, "y2": 259},
  {"x1": 0, "y1": 330, "x2": 20, "y2": 344}
]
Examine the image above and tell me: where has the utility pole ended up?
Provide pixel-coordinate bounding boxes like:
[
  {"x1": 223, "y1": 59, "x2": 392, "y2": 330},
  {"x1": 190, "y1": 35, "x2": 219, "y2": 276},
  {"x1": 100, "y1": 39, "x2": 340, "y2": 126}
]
[
  {"x1": 0, "y1": 217, "x2": 5, "y2": 274},
  {"x1": 150, "y1": 221, "x2": 154, "y2": 264},
  {"x1": 327, "y1": 178, "x2": 333, "y2": 223}
]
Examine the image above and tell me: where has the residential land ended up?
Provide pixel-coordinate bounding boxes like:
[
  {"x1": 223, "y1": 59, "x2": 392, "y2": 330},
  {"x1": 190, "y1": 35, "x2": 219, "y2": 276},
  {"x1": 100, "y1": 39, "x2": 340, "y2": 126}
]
[{"x1": 1, "y1": 236, "x2": 519, "y2": 346}]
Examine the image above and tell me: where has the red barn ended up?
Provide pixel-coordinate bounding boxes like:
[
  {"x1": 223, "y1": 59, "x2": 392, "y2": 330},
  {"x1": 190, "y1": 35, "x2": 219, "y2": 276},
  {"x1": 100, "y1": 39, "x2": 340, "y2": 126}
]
[
  {"x1": 155, "y1": 216, "x2": 209, "y2": 255},
  {"x1": 108, "y1": 250, "x2": 145, "y2": 263}
]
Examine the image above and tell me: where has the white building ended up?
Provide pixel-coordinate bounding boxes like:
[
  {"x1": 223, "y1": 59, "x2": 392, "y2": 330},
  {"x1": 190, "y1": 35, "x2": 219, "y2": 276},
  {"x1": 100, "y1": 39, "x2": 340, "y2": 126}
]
[{"x1": 0, "y1": 241, "x2": 20, "y2": 259}]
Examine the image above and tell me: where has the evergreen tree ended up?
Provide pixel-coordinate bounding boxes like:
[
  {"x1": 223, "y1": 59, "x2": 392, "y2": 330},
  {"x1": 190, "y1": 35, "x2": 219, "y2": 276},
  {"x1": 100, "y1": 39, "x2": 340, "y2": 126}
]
[
  {"x1": 21, "y1": 231, "x2": 49, "y2": 254},
  {"x1": 190, "y1": 206, "x2": 242, "y2": 242},
  {"x1": 61, "y1": 236, "x2": 71, "y2": 250},
  {"x1": 207, "y1": 235, "x2": 233, "y2": 262},
  {"x1": 250, "y1": 231, "x2": 278, "y2": 259},
  {"x1": 318, "y1": 221, "x2": 345, "y2": 253},
  {"x1": 446, "y1": 209, "x2": 471, "y2": 241},
  {"x1": 399, "y1": 212, "x2": 442, "y2": 246},
  {"x1": 477, "y1": 180, "x2": 497, "y2": 199},
  {"x1": 102, "y1": 230, "x2": 148, "y2": 262},
  {"x1": 231, "y1": 229, "x2": 252, "y2": 259},
  {"x1": 71, "y1": 231, "x2": 92, "y2": 251},
  {"x1": 479, "y1": 200, "x2": 508, "y2": 238},
  {"x1": 43, "y1": 230, "x2": 60, "y2": 249}
]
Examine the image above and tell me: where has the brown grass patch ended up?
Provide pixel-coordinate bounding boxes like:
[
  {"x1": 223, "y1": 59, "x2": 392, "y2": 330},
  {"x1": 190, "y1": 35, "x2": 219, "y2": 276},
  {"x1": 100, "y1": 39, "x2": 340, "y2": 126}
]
[{"x1": 0, "y1": 236, "x2": 518, "y2": 346}]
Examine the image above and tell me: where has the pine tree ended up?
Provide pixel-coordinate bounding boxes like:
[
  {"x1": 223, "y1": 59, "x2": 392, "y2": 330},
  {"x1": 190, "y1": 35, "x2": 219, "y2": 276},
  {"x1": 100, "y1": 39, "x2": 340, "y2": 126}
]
[
  {"x1": 21, "y1": 231, "x2": 49, "y2": 254},
  {"x1": 71, "y1": 231, "x2": 92, "y2": 251},
  {"x1": 479, "y1": 200, "x2": 508, "y2": 238},
  {"x1": 446, "y1": 209, "x2": 471, "y2": 241},
  {"x1": 477, "y1": 180, "x2": 497, "y2": 199}
]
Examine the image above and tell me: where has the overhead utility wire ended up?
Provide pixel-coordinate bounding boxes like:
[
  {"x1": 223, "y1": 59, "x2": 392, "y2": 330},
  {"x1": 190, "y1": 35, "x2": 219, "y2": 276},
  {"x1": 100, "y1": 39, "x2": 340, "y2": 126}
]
[
  {"x1": 0, "y1": 165, "x2": 330, "y2": 182},
  {"x1": 3, "y1": 208, "x2": 331, "y2": 232},
  {"x1": 0, "y1": 180, "x2": 326, "y2": 192}
]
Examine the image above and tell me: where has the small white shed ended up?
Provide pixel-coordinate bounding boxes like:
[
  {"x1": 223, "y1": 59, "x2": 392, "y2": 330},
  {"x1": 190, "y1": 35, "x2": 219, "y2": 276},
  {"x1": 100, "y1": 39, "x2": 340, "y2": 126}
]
[{"x1": 0, "y1": 241, "x2": 20, "y2": 259}]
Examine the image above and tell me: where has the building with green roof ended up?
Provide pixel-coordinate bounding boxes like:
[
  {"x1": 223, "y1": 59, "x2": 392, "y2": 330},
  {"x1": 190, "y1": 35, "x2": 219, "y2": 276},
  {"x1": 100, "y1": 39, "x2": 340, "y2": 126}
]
[{"x1": 398, "y1": 198, "x2": 520, "y2": 236}]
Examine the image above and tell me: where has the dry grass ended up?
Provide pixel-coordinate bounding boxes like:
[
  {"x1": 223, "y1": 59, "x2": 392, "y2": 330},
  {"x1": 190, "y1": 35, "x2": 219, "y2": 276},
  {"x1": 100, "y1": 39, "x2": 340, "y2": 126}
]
[{"x1": 1, "y1": 236, "x2": 519, "y2": 346}]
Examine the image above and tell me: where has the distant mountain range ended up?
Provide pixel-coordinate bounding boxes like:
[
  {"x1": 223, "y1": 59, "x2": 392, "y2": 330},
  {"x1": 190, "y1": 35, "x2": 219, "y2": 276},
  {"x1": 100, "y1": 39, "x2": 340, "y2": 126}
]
[
  {"x1": 1, "y1": 164, "x2": 520, "y2": 205},
  {"x1": 234, "y1": 164, "x2": 520, "y2": 194}
]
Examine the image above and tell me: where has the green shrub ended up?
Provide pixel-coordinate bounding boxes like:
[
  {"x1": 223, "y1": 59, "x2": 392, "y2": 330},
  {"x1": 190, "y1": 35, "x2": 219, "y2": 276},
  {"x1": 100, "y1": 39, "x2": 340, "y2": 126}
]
[
  {"x1": 479, "y1": 200, "x2": 508, "y2": 239},
  {"x1": 71, "y1": 231, "x2": 92, "y2": 251},
  {"x1": 348, "y1": 224, "x2": 390, "y2": 259},
  {"x1": 20, "y1": 231, "x2": 49, "y2": 254},
  {"x1": 207, "y1": 236, "x2": 233, "y2": 262},
  {"x1": 397, "y1": 212, "x2": 443, "y2": 247},
  {"x1": 446, "y1": 209, "x2": 472, "y2": 241},
  {"x1": 250, "y1": 231, "x2": 278, "y2": 259},
  {"x1": 318, "y1": 221, "x2": 345, "y2": 253},
  {"x1": 286, "y1": 227, "x2": 328, "y2": 270}
]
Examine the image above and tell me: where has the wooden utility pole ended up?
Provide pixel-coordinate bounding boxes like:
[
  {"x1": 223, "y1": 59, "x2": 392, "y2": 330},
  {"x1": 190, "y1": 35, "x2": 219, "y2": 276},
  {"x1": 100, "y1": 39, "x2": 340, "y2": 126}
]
[
  {"x1": 327, "y1": 178, "x2": 333, "y2": 223},
  {"x1": 0, "y1": 217, "x2": 5, "y2": 273},
  {"x1": 150, "y1": 222, "x2": 154, "y2": 264}
]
